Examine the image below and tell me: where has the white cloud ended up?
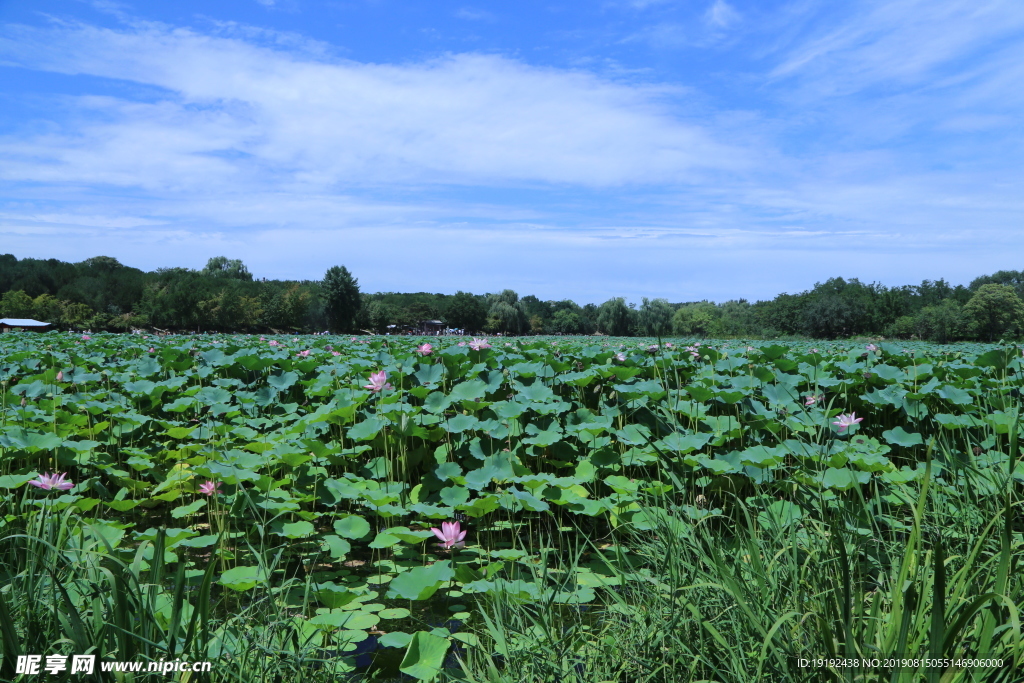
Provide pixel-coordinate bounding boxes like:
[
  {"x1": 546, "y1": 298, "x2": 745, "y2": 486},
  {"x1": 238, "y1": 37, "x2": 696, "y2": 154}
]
[
  {"x1": 621, "y1": 22, "x2": 691, "y2": 50},
  {"x1": 455, "y1": 8, "x2": 496, "y2": 22},
  {"x1": 614, "y1": 0, "x2": 672, "y2": 9},
  {"x1": 770, "y1": 0, "x2": 1024, "y2": 96},
  {"x1": 0, "y1": 22, "x2": 746, "y2": 192},
  {"x1": 704, "y1": 0, "x2": 741, "y2": 28}
]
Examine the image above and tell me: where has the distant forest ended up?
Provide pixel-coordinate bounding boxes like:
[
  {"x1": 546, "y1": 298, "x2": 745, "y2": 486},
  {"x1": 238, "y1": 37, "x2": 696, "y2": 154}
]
[{"x1": 2, "y1": 253, "x2": 1023, "y2": 341}]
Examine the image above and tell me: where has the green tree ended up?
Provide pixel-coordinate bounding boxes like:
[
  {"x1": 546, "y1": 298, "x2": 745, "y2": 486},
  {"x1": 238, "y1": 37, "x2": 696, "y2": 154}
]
[
  {"x1": 754, "y1": 293, "x2": 807, "y2": 335},
  {"x1": 61, "y1": 302, "x2": 94, "y2": 327},
  {"x1": 801, "y1": 294, "x2": 863, "y2": 339},
  {"x1": 549, "y1": 309, "x2": 582, "y2": 334},
  {"x1": 486, "y1": 290, "x2": 527, "y2": 334},
  {"x1": 202, "y1": 256, "x2": 253, "y2": 281},
  {"x1": 672, "y1": 302, "x2": 719, "y2": 337},
  {"x1": 963, "y1": 284, "x2": 1024, "y2": 341},
  {"x1": 65, "y1": 256, "x2": 145, "y2": 315},
  {"x1": 969, "y1": 270, "x2": 1024, "y2": 299},
  {"x1": 518, "y1": 295, "x2": 551, "y2": 333},
  {"x1": 136, "y1": 271, "x2": 220, "y2": 330},
  {"x1": 800, "y1": 278, "x2": 868, "y2": 338},
  {"x1": 718, "y1": 299, "x2": 753, "y2": 336},
  {"x1": 367, "y1": 299, "x2": 400, "y2": 332},
  {"x1": 884, "y1": 315, "x2": 917, "y2": 340},
  {"x1": 32, "y1": 294, "x2": 64, "y2": 324},
  {"x1": 597, "y1": 297, "x2": 633, "y2": 336},
  {"x1": 580, "y1": 304, "x2": 599, "y2": 334},
  {"x1": 487, "y1": 301, "x2": 525, "y2": 335},
  {"x1": 444, "y1": 292, "x2": 487, "y2": 332},
  {"x1": 913, "y1": 299, "x2": 973, "y2": 343},
  {"x1": 258, "y1": 283, "x2": 312, "y2": 331},
  {"x1": 322, "y1": 266, "x2": 361, "y2": 333},
  {"x1": 196, "y1": 286, "x2": 264, "y2": 331},
  {"x1": 78, "y1": 256, "x2": 124, "y2": 272},
  {"x1": 0, "y1": 290, "x2": 34, "y2": 317},
  {"x1": 491, "y1": 289, "x2": 519, "y2": 307},
  {"x1": 638, "y1": 298, "x2": 674, "y2": 337}
]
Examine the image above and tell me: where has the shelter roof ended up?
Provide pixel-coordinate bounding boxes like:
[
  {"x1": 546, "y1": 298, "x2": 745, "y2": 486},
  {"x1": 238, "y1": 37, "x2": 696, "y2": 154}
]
[{"x1": 0, "y1": 318, "x2": 50, "y2": 326}]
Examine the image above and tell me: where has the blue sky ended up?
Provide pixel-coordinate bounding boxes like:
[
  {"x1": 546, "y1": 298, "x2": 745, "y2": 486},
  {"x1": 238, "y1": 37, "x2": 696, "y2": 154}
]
[{"x1": 1, "y1": 0, "x2": 1022, "y2": 304}]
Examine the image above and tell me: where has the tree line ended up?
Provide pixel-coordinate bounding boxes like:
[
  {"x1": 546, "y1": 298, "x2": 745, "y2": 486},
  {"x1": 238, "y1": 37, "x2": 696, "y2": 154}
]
[{"x1": 1, "y1": 253, "x2": 1023, "y2": 341}]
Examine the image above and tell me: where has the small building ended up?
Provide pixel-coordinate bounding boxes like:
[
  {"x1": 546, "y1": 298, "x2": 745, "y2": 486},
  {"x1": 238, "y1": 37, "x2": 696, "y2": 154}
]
[
  {"x1": 419, "y1": 320, "x2": 445, "y2": 334},
  {"x1": 0, "y1": 318, "x2": 52, "y2": 333}
]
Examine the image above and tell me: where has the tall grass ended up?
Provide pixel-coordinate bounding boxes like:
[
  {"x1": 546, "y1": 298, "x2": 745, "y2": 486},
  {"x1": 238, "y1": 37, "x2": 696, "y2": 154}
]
[
  {"x1": 0, "y1": 489, "x2": 362, "y2": 682},
  {"x1": 452, "y1": 429, "x2": 1023, "y2": 683},
  {"x1": 5, "y1": 429, "x2": 1021, "y2": 682},
  {"x1": 5, "y1": 432, "x2": 1021, "y2": 683}
]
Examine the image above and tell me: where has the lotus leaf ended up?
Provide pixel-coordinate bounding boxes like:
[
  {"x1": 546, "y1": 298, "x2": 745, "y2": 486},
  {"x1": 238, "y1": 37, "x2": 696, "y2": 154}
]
[
  {"x1": 386, "y1": 561, "x2": 453, "y2": 601},
  {"x1": 218, "y1": 565, "x2": 268, "y2": 592}
]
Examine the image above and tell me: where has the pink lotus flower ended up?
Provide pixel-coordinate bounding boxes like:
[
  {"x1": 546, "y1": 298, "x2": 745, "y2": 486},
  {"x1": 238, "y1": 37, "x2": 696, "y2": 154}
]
[
  {"x1": 56, "y1": 371, "x2": 63, "y2": 382},
  {"x1": 351, "y1": 337, "x2": 358, "y2": 342},
  {"x1": 293, "y1": 338, "x2": 299, "y2": 342},
  {"x1": 149, "y1": 347, "x2": 156, "y2": 353},
  {"x1": 614, "y1": 352, "x2": 627, "y2": 362},
  {"x1": 260, "y1": 337, "x2": 266, "y2": 341},
  {"x1": 457, "y1": 341, "x2": 467, "y2": 347},
  {"x1": 331, "y1": 351, "x2": 341, "y2": 356},
  {"x1": 810, "y1": 348, "x2": 819, "y2": 354},
  {"x1": 832, "y1": 413, "x2": 864, "y2": 433},
  {"x1": 364, "y1": 370, "x2": 393, "y2": 392},
  {"x1": 29, "y1": 472, "x2": 74, "y2": 491},
  {"x1": 198, "y1": 480, "x2": 220, "y2": 496},
  {"x1": 665, "y1": 342, "x2": 674, "y2": 349},
  {"x1": 647, "y1": 345, "x2": 659, "y2": 353},
  {"x1": 417, "y1": 343, "x2": 433, "y2": 355},
  {"x1": 805, "y1": 395, "x2": 821, "y2": 406},
  {"x1": 81, "y1": 335, "x2": 91, "y2": 341},
  {"x1": 468, "y1": 338, "x2": 491, "y2": 351},
  {"x1": 297, "y1": 349, "x2": 311, "y2": 357},
  {"x1": 268, "y1": 340, "x2": 279, "y2": 346},
  {"x1": 866, "y1": 343, "x2": 879, "y2": 352},
  {"x1": 430, "y1": 520, "x2": 467, "y2": 550}
]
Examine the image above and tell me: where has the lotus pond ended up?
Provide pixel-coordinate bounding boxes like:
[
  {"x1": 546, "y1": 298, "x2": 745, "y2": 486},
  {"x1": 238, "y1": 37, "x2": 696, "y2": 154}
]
[{"x1": 1, "y1": 334, "x2": 1022, "y2": 682}]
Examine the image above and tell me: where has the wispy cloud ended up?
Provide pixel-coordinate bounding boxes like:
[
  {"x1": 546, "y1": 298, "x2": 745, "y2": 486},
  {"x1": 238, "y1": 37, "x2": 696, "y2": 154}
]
[
  {"x1": 615, "y1": 0, "x2": 672, "y2": 9},
  {"x1": 455, "y1": 8, "x2": 496, "y2": 22},
  {"x1": 0, "y1": 22, "x2": 745, "y2": 190},
  {"x1": 704, "y1": 0, "x2": 740, "y2": 28},
  {"x1": 621, "y1": 22, "x2": 691, "y2": 50},
  {"x1": 770, "y1": 0, "x2": 1024, "y2": 96}
]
